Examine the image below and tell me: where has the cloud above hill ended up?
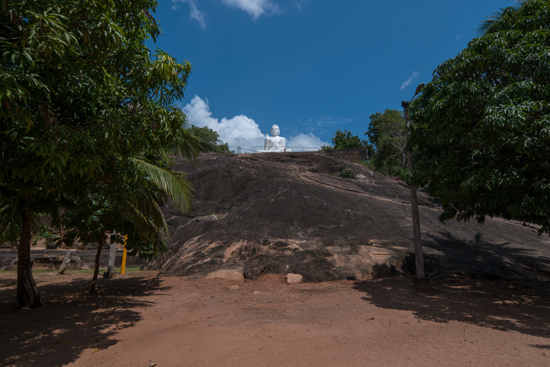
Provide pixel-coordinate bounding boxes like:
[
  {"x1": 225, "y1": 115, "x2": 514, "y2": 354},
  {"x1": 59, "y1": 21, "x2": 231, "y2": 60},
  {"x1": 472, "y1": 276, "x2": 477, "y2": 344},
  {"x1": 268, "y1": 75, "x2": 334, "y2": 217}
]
[
  {"x1": 172, "y1": 0, "x2": 206, "y2": 28},
  {"x1": 182, "y1": 96, "x2": 329, "y2": 152},
  {"x1": 287, "y1": 133, "x2": 329, "y2": 150},
  {"x1": 222, "y1": 0, "x2": 280, "y2": 19},
  {"x1": 172, "y1": 0, "x2": 280, "y2": 28},
  {"x1": 400, "y1": 71, "x2": 419, "y2": 90}
]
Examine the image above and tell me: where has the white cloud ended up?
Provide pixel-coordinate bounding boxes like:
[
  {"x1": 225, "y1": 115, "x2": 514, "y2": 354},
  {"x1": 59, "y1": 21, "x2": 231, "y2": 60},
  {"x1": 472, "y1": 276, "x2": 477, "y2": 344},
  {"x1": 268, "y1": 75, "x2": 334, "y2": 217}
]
[
  {"x1": 183, "y1": 96, "x2": 265, "y2": 150},
  {"x1": 287, "y1": 133, "x2": 330, "y2": 151},
  {"x1": 400, "y1": 71, "x2": 419, "y2": 90},
  {"x1": 172, "y1": 0, "x2": 206, "y2": 28},
  {"x1": 221, "y1": 0, "x2": 280, "y2": 19},
  {"x1": 182, "y1": 96, "x2": 329, "y2": 152}
]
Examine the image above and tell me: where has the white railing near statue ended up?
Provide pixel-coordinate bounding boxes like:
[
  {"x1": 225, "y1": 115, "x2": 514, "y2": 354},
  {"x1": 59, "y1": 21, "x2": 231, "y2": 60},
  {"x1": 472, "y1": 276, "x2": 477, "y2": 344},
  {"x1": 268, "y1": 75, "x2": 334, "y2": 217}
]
[
  {"x1": 228, "y1": 146, "x2": 322, "y2": 154},
  {"x1": 252, "y1": 146, "x2": 321, "y2": 153}
]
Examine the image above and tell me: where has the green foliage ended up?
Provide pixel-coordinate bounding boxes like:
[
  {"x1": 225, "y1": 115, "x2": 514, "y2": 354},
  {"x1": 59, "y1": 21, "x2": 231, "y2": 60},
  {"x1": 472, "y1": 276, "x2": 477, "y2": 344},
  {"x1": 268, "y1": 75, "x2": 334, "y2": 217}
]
[
  {"x1": 56, "y1": 156, "x2": 190, "y2": 259},
  {"x1": 188, "y1": 125, "x2": 233, "y2": 153},
  {"x1": 331, "y1": 129, "x2": 366, "y2": 150},
  {"x1": 337, "y1": 167, "x2": 354, "y2": 179},
  {"x1": 363, "y1": 160, "x2": 408, "y2": 180},
  {"x1": 31, "y1": 213, "x2": 56, "y2": 247},
  {"x1": 0, "y1": 212, "x2": 54, "y2": 248},
  {"x1": 0, "y1": 0, "x2": 199, "y2": 258},
  {"x1": 478, "y1": 1, "x2": 527, "y2": 34},
  {"x1": 409, "y1": 0, "x2": 550, "y2": 233},
  {"x1": 366, "y1": 109, "x2": 407, "y2": 169}
]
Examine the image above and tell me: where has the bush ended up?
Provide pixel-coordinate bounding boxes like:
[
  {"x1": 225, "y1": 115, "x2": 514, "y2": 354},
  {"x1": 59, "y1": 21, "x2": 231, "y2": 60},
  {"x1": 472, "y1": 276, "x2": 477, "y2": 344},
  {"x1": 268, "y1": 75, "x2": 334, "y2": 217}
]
[
  {"x1": 338, "y1": 167, "x2": 354, "y2": 179},
  {"x1": 363, "y1": 160, "x2": 407, "y2": 180}
]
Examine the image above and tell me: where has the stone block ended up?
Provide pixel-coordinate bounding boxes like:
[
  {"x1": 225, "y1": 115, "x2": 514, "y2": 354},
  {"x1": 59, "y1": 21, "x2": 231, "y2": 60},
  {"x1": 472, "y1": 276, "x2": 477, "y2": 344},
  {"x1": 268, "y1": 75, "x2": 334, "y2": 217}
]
[{"x1": 286, "y1": 273, "x2": 303, "y2": 284}]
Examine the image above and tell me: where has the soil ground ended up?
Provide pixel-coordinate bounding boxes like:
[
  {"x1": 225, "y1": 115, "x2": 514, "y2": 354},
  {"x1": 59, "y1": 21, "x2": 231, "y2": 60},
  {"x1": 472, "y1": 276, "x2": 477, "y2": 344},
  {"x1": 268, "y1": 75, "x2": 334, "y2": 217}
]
[{"x1": 1, "y1": 271, "x2": 549, "y2": 367}]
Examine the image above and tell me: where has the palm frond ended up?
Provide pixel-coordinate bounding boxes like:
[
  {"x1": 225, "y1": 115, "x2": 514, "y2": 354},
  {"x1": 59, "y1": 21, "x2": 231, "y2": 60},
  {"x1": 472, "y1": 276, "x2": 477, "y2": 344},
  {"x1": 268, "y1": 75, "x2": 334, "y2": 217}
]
[
  {"x1": 0, "y1": 195, "x2": 22, "y2": 245},
  {"x1": 478, "y1": 1, "x2": 524, "y2": 35},
  {"x1": 479, "y1": 10, "x2": 503, "y2": 34},
  {"x1": 131, "y1": 158, "x2": 194, "y2": 214},
  {"x1": 169, "y1": 127, "x2": 200, "y2": 163},
  {"x1": 128, "y1": 198, "x2": 170, "y2": 242},
  {"x1": 126, "y1": 188, "x2": 170, "y2": 238}
]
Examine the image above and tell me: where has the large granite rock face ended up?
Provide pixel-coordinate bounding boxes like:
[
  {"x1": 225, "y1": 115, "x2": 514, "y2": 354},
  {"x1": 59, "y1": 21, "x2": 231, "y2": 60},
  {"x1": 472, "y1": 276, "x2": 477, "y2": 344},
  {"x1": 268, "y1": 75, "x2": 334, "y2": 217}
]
[{"x1": 159, "y1": 153, "x2": 550, "y2": 282}]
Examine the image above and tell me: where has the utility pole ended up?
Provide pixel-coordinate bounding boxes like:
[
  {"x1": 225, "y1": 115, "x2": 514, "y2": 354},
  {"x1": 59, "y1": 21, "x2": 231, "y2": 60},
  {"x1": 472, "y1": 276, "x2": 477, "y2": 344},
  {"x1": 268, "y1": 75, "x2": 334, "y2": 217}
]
[{"x1": 402, "y1": 82, "x2": 428, "y2": 284}]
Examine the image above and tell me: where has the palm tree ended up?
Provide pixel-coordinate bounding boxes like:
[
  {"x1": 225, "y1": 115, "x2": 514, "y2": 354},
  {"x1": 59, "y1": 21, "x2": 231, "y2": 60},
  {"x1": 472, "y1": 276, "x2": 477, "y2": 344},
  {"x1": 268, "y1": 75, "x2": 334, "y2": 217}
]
[{"x1": 58, "y1": 148, "x2": 199, "y2": 294}]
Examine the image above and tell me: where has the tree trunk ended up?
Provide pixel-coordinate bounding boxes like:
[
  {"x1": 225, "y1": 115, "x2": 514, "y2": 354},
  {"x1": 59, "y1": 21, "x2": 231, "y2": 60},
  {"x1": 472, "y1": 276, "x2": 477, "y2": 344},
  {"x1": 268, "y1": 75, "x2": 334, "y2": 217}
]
[
  {"x1": 407, "y1": 151, "x2": 426, "y2": 278},
  {"x1": 89, "y1": 229, "x2": 106, "y2": 294},
  {"x1": 17, "y1": 198, "x2": 42, "y2": 308},
  {"x1": 402, "y1": 101, "x2": 426, "y2": 279}
]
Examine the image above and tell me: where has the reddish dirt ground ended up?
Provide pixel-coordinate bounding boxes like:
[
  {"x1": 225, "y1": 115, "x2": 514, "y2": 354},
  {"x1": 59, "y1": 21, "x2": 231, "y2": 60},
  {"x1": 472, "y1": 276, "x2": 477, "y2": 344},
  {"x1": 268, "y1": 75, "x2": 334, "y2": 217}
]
[{"x1": 1, "y1": 271, "x2": 549, "y2": 367}]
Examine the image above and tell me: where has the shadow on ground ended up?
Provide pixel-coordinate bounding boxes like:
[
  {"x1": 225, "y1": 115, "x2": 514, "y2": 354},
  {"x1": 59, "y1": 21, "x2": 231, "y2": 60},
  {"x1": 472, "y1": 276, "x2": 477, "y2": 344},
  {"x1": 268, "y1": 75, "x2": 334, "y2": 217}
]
[
  {"x1": 353, "y1": 277, "x2": 550, "y2": 338},
  {"x1": 0, "y1": 276, "x2": 165, "y2": 367},
  {"x1": 417, "y1": 230, "x2": 550, "y2": 281}
]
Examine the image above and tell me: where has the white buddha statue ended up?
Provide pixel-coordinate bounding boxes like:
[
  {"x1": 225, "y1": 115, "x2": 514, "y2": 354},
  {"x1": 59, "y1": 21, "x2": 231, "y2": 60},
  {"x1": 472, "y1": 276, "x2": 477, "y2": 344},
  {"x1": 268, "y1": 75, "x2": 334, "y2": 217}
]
[{"x1": 262, "y1": 124, "x2": 290, "y2": 152}]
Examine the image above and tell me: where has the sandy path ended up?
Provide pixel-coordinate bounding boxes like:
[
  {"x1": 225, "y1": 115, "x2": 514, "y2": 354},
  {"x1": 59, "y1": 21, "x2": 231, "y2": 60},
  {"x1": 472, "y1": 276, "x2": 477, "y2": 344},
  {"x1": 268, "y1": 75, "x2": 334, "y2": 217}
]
[{"x1": 0, "y1": 272, "x2": 549, "y2": 366}]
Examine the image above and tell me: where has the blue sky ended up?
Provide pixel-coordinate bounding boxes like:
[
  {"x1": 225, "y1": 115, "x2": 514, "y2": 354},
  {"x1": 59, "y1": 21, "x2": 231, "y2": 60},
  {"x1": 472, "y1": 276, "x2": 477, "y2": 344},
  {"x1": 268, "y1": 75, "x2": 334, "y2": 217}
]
[{"x1": 150, "y1": 0, "x2": 514, "y2": 151}]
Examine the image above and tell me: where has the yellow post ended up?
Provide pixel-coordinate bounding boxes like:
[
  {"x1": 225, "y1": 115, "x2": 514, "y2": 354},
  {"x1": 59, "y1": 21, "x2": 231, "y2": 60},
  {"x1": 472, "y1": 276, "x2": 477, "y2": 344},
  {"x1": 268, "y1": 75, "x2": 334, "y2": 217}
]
[{"x1": 120, "y1": 235, "x2": 128, "y2": 275}]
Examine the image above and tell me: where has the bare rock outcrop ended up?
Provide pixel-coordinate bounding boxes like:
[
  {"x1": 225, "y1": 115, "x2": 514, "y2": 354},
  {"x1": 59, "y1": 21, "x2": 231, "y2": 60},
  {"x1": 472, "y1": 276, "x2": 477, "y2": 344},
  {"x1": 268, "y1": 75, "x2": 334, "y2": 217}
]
[{"x1": 158, "y1": 152, "x2": 550, "y2": 282}]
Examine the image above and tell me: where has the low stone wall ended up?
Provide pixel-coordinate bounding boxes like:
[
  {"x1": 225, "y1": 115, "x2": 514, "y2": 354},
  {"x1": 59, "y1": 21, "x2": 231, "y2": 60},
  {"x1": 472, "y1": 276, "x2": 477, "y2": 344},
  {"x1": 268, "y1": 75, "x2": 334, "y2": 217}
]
[
  {"x1": 323, "y1": 149, "x2": 366, "y2": 162},
  {"x1": 0, "y1": 249, "x2": 147, "y2": 271}
]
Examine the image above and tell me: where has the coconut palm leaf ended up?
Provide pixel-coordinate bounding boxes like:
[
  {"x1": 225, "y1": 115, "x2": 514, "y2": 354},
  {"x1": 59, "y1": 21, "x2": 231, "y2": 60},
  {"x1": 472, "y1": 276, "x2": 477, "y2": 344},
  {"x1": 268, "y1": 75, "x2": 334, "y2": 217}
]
[
  {"x1": 130, "y1": 158, "x2": 194, "y2": 214},
  {"x1": 478, "y1": 1, "x2": 525, "y2": 35},
  {"x1": 0, "y1": 195, "x2": 22, "y2": 246},
  {"x1": 125, "y1": 188, "x2": 171, "y2": 240},
  {"x1": 479, "y1": 10, "x2": 504, "y2": 34},
  {"x1": 125, "y1": 200, "x2": 170, "y2": 245},
  {"x1": 167, "y1": 125, "x2": 201, "y2": 163}
]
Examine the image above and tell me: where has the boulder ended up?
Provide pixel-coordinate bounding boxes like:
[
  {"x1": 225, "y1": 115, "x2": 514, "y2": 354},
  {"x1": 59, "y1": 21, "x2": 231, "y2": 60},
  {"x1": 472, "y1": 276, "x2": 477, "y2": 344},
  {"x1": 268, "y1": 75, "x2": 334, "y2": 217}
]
[{"x1": 286, "y1": 273, "x2": 303, "y2": 284}]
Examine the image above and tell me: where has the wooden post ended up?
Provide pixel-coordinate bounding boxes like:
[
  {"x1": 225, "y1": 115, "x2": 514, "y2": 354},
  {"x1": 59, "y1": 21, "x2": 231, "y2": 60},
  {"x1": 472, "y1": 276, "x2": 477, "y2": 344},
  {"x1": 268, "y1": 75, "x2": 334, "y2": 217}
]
[
  {"x1": 120, "y1": 235, "x2": 128, "y2": 275},
  {"x1": 58, "y1": 249, "x2": 74, "y2": 275},
  {"x1": 103, "y1": 243, "x2": 116, "y2": 279},
  {"x1": 402, "y1": 101, "x2": 426, "y2": 279}
]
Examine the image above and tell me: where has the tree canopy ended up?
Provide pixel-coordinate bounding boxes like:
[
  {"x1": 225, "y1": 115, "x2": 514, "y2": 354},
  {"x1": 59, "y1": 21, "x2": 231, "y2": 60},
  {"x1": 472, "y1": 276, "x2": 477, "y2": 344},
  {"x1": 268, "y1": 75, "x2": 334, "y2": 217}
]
[
  {"x1": 0, "y1": 0, "x2": 198, "y2": 306},
  {"x1": 331, "y1": 129, "x2": 367, "y2": 150},
  {"x1": 409, "y1": 0, "x2": 550, "y2": 233},
  {"x1": 366, "y1": 109, "x2": 407, "y2": 169},
  {"x1": 188, "y1": 125, "x2": 233, "y2": 154}
]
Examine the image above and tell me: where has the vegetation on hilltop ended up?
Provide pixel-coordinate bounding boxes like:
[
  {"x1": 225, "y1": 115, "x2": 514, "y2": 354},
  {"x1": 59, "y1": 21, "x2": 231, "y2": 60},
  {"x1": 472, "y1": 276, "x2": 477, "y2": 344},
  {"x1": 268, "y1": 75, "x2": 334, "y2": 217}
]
[
  {"x1": 188, "y1": 125, "x2": 233, "y2": 154},
  {"x1": 364, "y1": 109, "x2": 408, "y2": 178}
]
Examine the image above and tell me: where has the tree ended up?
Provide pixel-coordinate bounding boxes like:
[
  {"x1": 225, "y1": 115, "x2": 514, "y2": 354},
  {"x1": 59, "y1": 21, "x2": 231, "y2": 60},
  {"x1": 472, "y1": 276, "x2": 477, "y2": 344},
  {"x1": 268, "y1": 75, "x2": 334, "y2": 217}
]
[
  {"x1": 188, "y1": 125, "x2": 233, "y2": 153},
  {"x1": 409, "y1": 0, "x2": 550, "y2": 234},
  {"x1": 478, "y1": 1, "x2": 525, "y2": 34},
  {"x1": 0, "y1": 0, "x2": 198, "y2": 307},
  {"x1": 58, "y1": 156, "x2": 193, "y2": 293},
  {"x1": 331, "y1": 129, "x2": 366, "y2": 149},
  {"x1": 366, "y1": 109, "x2": 407, "y2": 169}
]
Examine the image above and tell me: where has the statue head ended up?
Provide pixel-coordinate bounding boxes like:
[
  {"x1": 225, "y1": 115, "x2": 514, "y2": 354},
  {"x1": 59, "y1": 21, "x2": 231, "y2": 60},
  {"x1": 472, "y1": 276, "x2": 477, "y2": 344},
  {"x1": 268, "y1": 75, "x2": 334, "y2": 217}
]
[{"x1": 270, "y1": 124, "x2": 280, "y2": 137}]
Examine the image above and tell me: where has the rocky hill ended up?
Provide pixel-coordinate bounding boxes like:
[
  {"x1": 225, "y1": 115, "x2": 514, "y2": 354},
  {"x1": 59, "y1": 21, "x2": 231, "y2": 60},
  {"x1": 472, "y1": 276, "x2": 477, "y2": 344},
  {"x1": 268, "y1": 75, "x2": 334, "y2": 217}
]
[{"x1": 158, "y1": 152, "x2": 550, "y2": 282}]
